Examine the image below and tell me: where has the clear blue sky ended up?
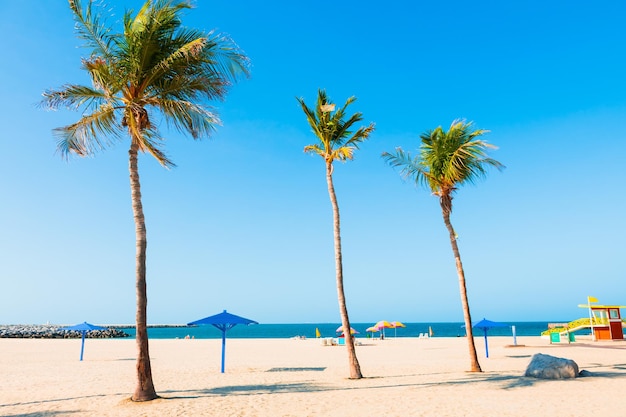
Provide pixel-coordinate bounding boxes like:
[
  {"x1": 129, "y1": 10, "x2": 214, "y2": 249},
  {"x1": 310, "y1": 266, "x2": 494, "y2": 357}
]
[{"x1": 1, "y1": 1, "x2": 624, "y2": 325}]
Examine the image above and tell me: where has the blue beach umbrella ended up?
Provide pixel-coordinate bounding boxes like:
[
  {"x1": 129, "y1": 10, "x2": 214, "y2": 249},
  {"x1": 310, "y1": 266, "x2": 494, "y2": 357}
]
[
  {"x1": 473, "y1": 318, "x2": 507, "y2": 358},
  {"x1": 188, "y1": 310, "x2": 258, "y2": 373},
  {"x1": 63, "y1": 322, "x2": 106, "y2": 361}
]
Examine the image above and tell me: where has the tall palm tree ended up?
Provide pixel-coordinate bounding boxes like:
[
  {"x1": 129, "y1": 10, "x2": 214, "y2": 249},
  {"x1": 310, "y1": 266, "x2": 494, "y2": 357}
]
[
  {"x1": 382, "y1": 120, "x2": 504, "y2": 373},
  {"x1": 41, "y1": 0, "x2": 249, "y2": 401},
  {"x1": 297, "y1": 89, "x2": 375, "y2": 379}
]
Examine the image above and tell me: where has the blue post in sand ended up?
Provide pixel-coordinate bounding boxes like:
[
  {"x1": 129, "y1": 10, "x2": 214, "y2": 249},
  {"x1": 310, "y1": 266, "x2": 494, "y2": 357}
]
[
  {"x1": 483, "y1": 328, "x2": 489, "y2": 358},
  {"x1": 220, "y1": 329, "x2": 226, "y2": 373},
  {"x1": 79, "y1": 331, "x2": 86, "y2": 361},
  {"x1": 512, "y1": 325, "x2": 517, "y2": 346}
]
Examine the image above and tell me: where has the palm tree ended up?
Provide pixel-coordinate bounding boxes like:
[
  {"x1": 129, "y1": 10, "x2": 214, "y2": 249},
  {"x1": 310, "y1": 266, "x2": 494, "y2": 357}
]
[
  {"x1": 41, "y1": 0, "x2": 249, "y2": 401},
  {"x1": 382, "y1": 120, "x2": 504, "y2": 373},
  {"x1": 297, "y1": 89, "x2": 375, "y2": 379}
]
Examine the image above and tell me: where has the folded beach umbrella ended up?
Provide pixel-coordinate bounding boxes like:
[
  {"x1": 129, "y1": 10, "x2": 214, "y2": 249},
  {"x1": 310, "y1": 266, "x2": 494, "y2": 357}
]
[
  {"x1": 63, "y1": 321, "x2": 106, "y2": 361},
  {"x1": 188, "y1": 310, "x2": 258, "y2": 373},
  {"x1": 473, "y1": 318, "x2": 507, "y2": 358}
]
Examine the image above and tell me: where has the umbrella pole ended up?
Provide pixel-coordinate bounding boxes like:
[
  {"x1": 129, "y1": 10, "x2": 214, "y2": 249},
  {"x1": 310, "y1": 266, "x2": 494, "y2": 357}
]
[
  {"x1": 80, "y1": 331, "x2": 86, "y2": 361},
  {"x1": 220, "y1": 330, "x2": 226, "y2": 373},
  {"x1": 484, "y1": 329, "x2": 489, "y2": 358}
]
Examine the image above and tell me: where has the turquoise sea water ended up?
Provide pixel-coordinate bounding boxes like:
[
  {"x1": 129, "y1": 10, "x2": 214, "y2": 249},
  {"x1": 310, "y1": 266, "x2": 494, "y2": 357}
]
[{"x1": 116, "y1": 322, "x2": 571, "y2": 339}]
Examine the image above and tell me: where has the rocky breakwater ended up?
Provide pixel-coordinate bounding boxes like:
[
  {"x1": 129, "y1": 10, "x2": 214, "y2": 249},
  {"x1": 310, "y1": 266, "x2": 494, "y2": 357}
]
[{"x1": 0, "y1": 324, "x2": 130, "y2": 339}]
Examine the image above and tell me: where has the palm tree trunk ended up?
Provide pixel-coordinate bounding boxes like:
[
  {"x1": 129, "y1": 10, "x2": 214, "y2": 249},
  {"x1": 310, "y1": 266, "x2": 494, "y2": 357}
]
[
  {"x1": 129, "y1": 143, "x2": 159, "y2": 401},
  {"x1": 440, "y1": 196, "x2": 482, "y2": 373},
  {"x1": 326, "y1": 162, "x2": 363, "y2": 379}
]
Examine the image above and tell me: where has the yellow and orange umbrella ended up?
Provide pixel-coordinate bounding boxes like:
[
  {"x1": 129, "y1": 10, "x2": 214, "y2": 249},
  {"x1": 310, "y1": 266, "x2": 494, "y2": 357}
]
[
  {"x1": 365, "y1": 326, "x2": 379, "y2": 338},
  {"x1": 390, "y1": 321, "x2": 406, "y2": 337},
  {"x1": 374, "y1": 320, "x2": 394, "y2": 338},
  {"x1": 336, "y1": 325, "x2": 359, "y2": 335}
]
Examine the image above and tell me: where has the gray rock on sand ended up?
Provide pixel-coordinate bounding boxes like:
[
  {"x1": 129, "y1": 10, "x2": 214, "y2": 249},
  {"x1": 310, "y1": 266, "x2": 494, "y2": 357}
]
[{"x1": 524, "y1": 353, "x2": 579, "y2": 379}]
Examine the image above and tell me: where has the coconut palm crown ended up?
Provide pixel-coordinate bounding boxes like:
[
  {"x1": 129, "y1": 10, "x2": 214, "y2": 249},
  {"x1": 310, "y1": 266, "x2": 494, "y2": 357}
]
[
  {"x1": 41, "y1": 0, "x2": 249, "y2": 401},
  {"x1": 298, "y1": 90, "x2": 375, "y2": 168},
  {"x1": 382, "y1": 119, "x2": 504, "y2": 373},
  {"x1": 43, "y1": 0, "x2": 249, "y2": 165}
]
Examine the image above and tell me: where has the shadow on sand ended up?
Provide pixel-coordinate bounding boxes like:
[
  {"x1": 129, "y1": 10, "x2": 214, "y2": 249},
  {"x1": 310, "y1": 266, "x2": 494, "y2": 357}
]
[
  {"x1": 8, "y1": 365, "x2": 626, "y2": 412},
  {"x1": 158, "y1": 363, "x2": 626, "y2": 399},
  {"x1": 0, "y1": 392, "x2": 126, "y2": 414},
  {"x1": 1, "y1": 411, "x2": 82, "y2": 417}
]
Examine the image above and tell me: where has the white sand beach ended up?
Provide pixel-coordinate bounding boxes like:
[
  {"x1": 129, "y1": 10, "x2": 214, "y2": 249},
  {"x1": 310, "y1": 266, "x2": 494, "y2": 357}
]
[{"x1": 1, "y1": 336, "x2": 625, "y2": 416}]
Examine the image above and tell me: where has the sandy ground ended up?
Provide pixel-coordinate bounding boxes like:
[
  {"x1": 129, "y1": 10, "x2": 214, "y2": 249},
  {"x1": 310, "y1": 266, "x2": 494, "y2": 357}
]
[{"x1": 1, "y1": 335, "x2": 625, "y2": 416}]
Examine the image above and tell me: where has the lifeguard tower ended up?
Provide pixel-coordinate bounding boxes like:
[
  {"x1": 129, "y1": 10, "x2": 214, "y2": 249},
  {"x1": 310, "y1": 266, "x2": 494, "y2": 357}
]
[{"x1": 579, "y1": 297, "x2": 626, "y2": 341}]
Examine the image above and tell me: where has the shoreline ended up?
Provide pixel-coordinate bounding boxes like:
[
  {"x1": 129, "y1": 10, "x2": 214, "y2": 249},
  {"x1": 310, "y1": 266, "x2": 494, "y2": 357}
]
[{"x1": 0, "y1": 321, "x2": 569, "y2": 340}]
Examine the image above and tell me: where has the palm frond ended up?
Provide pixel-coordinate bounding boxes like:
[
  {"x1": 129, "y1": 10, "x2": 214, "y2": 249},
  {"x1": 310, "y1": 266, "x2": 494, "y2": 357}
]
[
  {"x1": 82, "y1": 55, "x2": 121, "y2": 95},
  {"x1": 53, "y1": 104, "x2": 121, "y2": 158},
  {"x1": 344, "y1": 122, "x2": 375, "y2": 149},
  {"x1": 382, "y1": 148, "x2": 429, "y2": 188},
  {"x1": 41, "y1": 84, "x2": 108, "y2": 111},
  {"x1": 200, "y1": 30, "x2": 251, "y2": 83},
  {"x1": 136, "y1": 127, "x2": 175, "y2": 168},
  {"x1": 304, "y1": 144, "x2": 324, "y2": 157},
  {"x1": 121, "y1": 1, "x2": 187, "y2": 90},
  {"x1": 333, "y1": 146, "x2": 355, "y2": 162},
  {"x1": 314, "y1": 89, "x2": 330, "y2": 121},
  {"x1": 156, "y1": 98, "x2": 221, "y2": 139},
  {"x1": 297, "y1": 96, "x2": 325, "y2": 144},
  {"x1": 332, "y1": 111, "x2": 362, "y2": 146},
  {"x1": 145, "y1": 37, "x2": 208, "y2": 87},
  {"x1": 69, "y1": 0, "x2": 116, "y2": 59}
]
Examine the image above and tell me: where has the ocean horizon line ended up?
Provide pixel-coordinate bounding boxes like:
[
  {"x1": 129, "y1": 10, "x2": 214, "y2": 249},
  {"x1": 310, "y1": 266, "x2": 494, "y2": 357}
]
[
  {"x1": 1, "y1": 321, "x2": 573, "y2": 339},
  {"x1": 2, "y1": 320, "x2": 564, "y2": 327}
]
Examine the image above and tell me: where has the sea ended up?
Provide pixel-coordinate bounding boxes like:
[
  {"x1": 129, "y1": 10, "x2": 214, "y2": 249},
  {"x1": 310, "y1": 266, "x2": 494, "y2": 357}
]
[{"x1": 115, "y1": 322, "x2": 573, "y2": 340}]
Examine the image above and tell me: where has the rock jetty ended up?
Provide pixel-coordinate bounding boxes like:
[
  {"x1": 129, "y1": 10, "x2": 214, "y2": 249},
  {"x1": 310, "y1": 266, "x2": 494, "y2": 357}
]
[{"x1": 0, "y1": 324, "x2": 130, "y2": 339}]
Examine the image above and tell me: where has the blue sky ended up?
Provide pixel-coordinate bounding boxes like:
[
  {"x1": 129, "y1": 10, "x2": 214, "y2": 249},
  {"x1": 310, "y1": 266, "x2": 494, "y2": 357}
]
[{"x1": 1, "y1": 1, "x2": 624, "y2": 325}]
